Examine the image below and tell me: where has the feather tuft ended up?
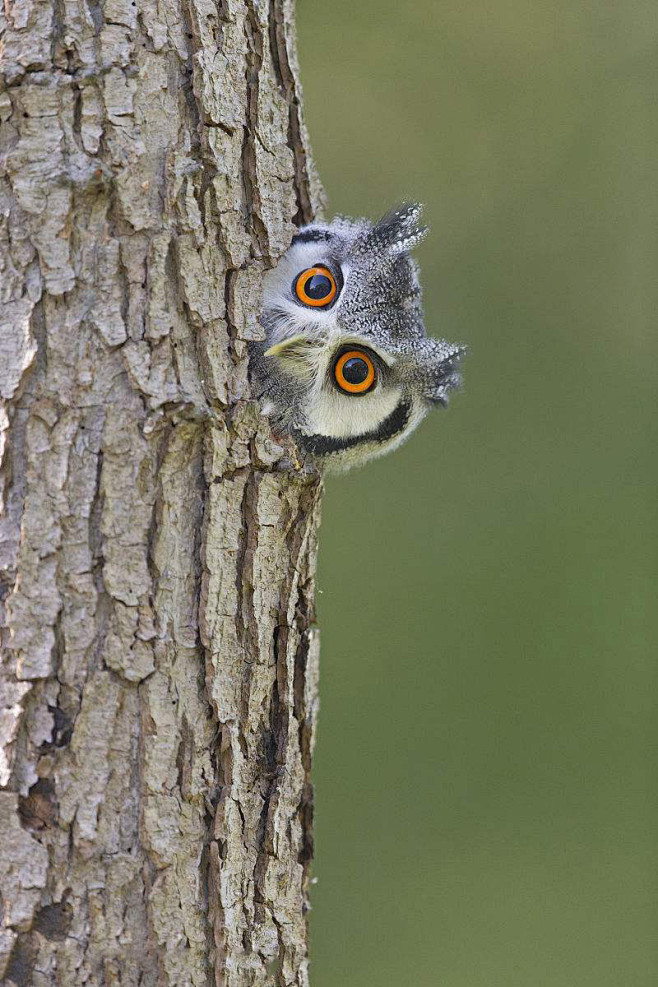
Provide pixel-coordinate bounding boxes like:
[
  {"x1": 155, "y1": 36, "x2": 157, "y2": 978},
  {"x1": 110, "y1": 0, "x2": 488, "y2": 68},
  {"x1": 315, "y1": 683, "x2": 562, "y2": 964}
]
[{"x1": 361, "y1": 203, "x2": 428, "y2": 257}]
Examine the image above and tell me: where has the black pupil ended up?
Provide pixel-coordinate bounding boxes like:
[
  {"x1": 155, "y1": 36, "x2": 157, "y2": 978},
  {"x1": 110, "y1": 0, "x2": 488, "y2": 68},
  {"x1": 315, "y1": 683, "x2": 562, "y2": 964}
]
[
  {"x1": 342, "y1": 357, "x2": 369, "y2": 385},
  {"x1": 304, "y1": 273, "x2": 332, "y2": 300}
]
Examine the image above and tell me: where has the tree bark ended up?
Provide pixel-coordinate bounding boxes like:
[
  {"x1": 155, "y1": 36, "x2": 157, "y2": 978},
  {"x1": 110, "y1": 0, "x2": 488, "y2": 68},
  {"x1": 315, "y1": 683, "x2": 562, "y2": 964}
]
[{"x1": 0, "y1": 0, "x2": 324, "y2": 983}]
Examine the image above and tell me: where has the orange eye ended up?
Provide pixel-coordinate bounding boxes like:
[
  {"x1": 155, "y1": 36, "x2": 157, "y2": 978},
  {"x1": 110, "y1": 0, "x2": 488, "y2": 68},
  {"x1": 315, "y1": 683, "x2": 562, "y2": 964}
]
[
  {"x1": 294, "y1": 266, "x2": 337, "y2": 307},
  {"x1": 333, "y1": 349, "x2": 376, "y2": 395}
]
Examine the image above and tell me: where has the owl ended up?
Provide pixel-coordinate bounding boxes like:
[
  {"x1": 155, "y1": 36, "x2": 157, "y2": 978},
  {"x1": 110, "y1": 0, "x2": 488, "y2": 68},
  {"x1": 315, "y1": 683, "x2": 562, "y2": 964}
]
[{"x1": 249, "y1": 204, "x2": 463, "y2": 472}]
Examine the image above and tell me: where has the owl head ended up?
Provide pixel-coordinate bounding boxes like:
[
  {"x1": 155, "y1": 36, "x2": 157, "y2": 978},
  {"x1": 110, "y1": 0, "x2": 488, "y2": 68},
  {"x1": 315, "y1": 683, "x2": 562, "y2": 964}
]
[{"x1": 249, "y1": 204, "x2": 463, "y2": 472}]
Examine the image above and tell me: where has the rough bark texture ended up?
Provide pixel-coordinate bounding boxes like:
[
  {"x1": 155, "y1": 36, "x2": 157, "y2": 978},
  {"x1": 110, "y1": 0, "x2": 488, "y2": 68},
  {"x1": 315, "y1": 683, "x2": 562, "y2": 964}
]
[{"x1": 0, "y1": 0, "x2": 325, "y2": 983}]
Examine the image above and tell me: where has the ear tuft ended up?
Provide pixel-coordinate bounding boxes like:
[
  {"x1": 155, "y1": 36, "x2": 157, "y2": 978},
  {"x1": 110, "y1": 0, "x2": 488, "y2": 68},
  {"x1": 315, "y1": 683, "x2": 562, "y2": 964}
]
[
  {"x1": 418, "y1": 339, "x2": 466, "y2": 405},
  {"x1": 360, "y1": 203, "x2": 428, "y2": 258}
]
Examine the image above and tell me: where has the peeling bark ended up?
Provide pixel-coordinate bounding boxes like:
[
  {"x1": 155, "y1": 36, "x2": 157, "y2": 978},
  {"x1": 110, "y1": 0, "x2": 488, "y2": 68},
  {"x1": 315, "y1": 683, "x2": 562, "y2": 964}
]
[{"x1": 0, "y1": 0, "x2": 324, "y2": 982}]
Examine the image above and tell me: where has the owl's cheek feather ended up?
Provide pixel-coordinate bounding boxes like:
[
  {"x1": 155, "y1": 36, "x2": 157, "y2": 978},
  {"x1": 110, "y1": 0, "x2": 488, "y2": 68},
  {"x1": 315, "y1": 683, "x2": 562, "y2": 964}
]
[
  {"x1": 295, "y1": 399, "x2": 413, "y2": 456},
  {"x1": 293, "y1": 395, "x2": 433, "y2": 472},
  {"x1": 304, "y1": 383, "x2": 401, "y2": 440}
]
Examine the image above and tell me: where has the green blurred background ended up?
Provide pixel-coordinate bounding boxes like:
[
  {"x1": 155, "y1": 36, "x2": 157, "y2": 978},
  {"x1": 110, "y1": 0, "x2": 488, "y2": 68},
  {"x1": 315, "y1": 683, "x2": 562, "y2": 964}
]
[{"x1": 296, "y1": 1, "x2": 658, "y2": 985}]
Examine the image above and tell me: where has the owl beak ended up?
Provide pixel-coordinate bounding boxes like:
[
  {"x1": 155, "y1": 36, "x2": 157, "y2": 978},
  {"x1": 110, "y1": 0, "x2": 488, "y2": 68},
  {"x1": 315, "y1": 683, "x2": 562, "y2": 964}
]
[{"x1": 264, "y1": 335, "x2": 308, "y2": 358}]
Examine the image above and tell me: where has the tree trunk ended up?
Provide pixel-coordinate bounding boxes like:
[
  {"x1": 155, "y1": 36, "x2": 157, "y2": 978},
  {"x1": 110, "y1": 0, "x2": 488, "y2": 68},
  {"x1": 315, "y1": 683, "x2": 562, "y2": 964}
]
[{"x1": 0, "y1": 0, "x2": 324, "y2": 983}]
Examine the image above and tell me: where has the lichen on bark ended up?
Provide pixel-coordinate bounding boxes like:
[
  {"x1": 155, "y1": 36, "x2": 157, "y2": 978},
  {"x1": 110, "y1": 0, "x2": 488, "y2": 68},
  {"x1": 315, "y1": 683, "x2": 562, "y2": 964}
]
[{"x1": 0, "y1": 0, "x2": 325, "y2": 983}]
